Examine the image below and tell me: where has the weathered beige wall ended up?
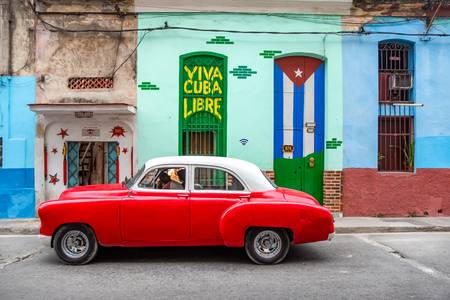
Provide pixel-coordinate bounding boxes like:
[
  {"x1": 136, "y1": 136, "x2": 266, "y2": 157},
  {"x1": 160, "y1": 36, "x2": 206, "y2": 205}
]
[
  {"x1": 35, "y1": 1, "x2": 137, "y2": 105},
  {"x1": 0, "y1": 0, "x2": 35, "y2": 76}
]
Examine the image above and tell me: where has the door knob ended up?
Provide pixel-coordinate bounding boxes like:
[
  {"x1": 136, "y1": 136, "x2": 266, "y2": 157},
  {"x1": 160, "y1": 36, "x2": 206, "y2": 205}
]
[{"x1": 309, "y1": 157, "x2": 315, "y2": 168}]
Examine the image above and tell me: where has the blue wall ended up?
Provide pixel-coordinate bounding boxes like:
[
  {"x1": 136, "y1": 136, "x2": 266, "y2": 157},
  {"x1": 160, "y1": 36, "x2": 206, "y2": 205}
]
[
  {"x1": 343, "y1": 18, "x2": 450, "y2": 169},
  {"x1": 0, "y1": 76, "x2": 36, "y2": 218}
]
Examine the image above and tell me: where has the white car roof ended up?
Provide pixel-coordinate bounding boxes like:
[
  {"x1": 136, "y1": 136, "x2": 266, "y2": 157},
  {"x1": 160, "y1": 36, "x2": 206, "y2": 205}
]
[{"x1": 144, "y1": 156, "x2": 275, "y2": 192}]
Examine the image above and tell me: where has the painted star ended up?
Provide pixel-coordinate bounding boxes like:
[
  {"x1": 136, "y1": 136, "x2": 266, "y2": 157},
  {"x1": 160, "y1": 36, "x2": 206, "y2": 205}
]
[
  {"x1": 122, "y1": 147, "x2": 128, "y2": 155},
  {"x1": 294, "y1": 68, "x2": 303, "y2": 78},
  {"x1": 51, "y1": 148, "x2": 58, "y2": 154},
  {"x1": 110, "y1": 125, "x2": 126, "y2": 138},
  {"x1": 57, "y1": 128, "x2": 69, "y2": 139},
  {"x1": 49, "y1": 173, "x2": 59, "y2": 185}
]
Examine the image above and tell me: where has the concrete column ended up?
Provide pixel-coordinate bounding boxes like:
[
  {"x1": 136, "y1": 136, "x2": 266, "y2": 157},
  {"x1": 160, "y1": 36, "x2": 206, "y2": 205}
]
[{"x1": 34, "y1": 114, "x2": 46, "y2": 205}]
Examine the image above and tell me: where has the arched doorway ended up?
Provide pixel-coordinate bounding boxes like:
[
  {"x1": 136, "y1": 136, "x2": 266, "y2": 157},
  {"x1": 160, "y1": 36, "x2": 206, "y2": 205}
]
[{"x1": 179, "y1": 52, "x2": 227, "y2": 156}]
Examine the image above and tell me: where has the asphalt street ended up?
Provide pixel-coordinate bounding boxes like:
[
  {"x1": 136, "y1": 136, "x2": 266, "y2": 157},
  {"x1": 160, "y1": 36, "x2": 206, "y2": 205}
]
[{"x1": 0, "y1": 233, "x2": 449, "y2": 300}]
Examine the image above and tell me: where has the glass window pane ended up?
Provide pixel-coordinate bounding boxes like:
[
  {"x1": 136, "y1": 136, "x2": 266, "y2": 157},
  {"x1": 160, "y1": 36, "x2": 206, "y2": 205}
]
[
  {"x1": 139, "y1": 167, "x2": 186, "y2": 190},
  {"x1": 194, "y1": 167, "x2": 226, "y2": 190},
  {"x1": 138, "y1": 168, "x2": 158, "y2": 188},
  {"x1": 227, "y1": 172, "x2": 245, "y2": 191},
  {"x1": 194, "y1": 167, "x2": 245, "y2": 191}
]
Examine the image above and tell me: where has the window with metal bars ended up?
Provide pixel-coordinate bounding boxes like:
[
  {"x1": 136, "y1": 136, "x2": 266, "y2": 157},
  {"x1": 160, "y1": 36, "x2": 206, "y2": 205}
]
[{"x1": 378, "y1": 41, "x2": 415, "y2": 172}]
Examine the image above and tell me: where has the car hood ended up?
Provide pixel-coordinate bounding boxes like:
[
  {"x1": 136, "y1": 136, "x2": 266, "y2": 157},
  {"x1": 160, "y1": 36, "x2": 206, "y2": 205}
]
[{"x1": 58, "y1": 184, "x2": 128, "y2": 200}]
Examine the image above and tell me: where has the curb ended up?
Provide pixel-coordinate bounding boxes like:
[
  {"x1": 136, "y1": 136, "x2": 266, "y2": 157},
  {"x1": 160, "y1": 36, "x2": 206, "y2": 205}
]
[
  {"x1": 0, "y1": 219, "x2": 40, "y2": 235},
  {"x1": 0, "y1": 228, "x2": 40, "y2": 235},
  {"x1": 335, "y1": 226, "x2": 450, "y2": 234}
]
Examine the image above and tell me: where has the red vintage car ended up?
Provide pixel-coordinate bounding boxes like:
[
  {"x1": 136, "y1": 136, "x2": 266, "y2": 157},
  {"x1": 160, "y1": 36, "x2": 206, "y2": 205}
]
[{"x1": 39, "y1": 156, "x2": 334, "y2": 265}]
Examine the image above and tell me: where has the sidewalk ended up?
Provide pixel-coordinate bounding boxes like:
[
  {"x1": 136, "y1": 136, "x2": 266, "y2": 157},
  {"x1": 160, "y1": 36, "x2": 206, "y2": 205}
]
[
  {"x1": 334, "y1": 217, "x2": 450, "y2": 233},
  {"x1": 0, "y1": 219, "x2": 40, "y2": 235},
  {"x1": 1, "y1": 217, "x2": 450, "y2": 235}
]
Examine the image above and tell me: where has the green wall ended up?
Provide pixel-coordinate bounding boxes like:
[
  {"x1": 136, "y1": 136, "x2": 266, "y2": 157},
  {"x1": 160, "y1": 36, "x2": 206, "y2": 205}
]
[{"x1": 137, "y1": 13, "x2": 343, "y2": 171}]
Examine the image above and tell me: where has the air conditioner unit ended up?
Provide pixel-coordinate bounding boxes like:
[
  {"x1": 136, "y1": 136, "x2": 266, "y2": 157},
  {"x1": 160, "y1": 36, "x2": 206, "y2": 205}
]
[{"x1": 389, "y1": 73, "x2": 413, "y2": 90}]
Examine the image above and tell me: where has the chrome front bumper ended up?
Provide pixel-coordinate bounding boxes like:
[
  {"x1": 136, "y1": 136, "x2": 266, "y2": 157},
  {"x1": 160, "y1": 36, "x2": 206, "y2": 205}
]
[
  {"x1": 39, "y1": 235, "x2": 52, "y2": 247},
  {"x1": 328, "y1": 232, "x2": 335, "y2": 241}
]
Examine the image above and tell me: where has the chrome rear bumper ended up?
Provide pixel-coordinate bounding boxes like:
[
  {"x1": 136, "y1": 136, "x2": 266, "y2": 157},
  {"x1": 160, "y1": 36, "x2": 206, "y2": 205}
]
[{"x1": 328, "y1": 232, "x2": 335, "y2": 241}]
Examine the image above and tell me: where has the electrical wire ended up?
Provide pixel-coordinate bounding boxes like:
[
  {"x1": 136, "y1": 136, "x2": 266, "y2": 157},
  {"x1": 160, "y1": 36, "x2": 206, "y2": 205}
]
[
  {"x1": 27, "y1": 1, "x2": 450, "y2": 36},
  {"x1": 33, "y1": 17, "x2": 450, "y2": 37},
  {"x1": 110, "y1": 18, "x2": 125, "y2": 77},
  {"x1": 110, "y1": 30, "x2": 150, "y2": 77}
]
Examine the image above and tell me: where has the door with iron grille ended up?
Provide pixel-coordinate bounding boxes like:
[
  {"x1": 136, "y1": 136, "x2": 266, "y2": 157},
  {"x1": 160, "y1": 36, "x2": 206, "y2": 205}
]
[{"x1": 179, "y1": 52, "x2": 227, "y2": 156}]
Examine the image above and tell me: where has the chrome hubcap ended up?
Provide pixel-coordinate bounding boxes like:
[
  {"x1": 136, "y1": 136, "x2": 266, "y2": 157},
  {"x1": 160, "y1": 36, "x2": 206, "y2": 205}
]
[
  {"x1": 253, "y1": 230, "x2": 282, "y2": 259},
  {"x1": 61, "y1": 230, "x2": 89, "y2": 259}
]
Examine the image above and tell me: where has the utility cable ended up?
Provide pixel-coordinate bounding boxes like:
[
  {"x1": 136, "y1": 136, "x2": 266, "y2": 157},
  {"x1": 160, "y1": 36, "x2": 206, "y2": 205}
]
[{"x1": 27, "y1": 1, "x2": 450, "y2": 36}]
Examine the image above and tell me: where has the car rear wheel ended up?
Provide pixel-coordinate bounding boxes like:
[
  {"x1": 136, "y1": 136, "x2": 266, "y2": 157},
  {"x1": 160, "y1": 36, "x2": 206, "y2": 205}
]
[
  {"x1": 245, "y1": 228, "x2": 290, "y2": 265},
  {"x1": 54, "y1": 224, "x2": 98, "y2": 265}
]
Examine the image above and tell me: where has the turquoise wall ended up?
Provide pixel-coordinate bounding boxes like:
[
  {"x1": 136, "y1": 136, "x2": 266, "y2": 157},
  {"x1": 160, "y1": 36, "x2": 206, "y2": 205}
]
[
  {"x1": 343, "y1": 18, "x2": 450, "y2": 169},
  {"x1": 137, "y1": 13, "x2": 343, "y2": 170},
  {"x1": 0, "y1": 76, "x2": 36, "y2": 218}
]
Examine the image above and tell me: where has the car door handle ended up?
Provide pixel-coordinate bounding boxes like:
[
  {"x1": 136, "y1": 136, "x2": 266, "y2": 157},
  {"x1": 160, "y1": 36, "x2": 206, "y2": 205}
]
[
  {"x1": 239, "y1": 195, "x2": 251, "y2": 201},
  {"x1": 177, "y1": 193, "x2": 189, "y2": 197}
]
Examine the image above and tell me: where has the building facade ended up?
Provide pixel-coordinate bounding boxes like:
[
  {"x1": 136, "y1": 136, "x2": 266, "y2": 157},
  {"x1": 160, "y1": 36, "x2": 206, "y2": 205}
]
[
  {"x1": 1, "y1": 0, "x2": 449, "y2": 218},
  {"x1": 136, "y1": 13, "x2": 344, "y2": 206},
  {"x1": 28, "y1": 1, "x2": 138, "y2": 204},
  {"x1": 342, "y1": 18, "x2": 450, "y2": 216},
  {"x1": 0, "y1": 77, "x2": 36, "y2": 217},
  {"x1": 0, "y1": 0, "x2": 36, "y2": 217}
]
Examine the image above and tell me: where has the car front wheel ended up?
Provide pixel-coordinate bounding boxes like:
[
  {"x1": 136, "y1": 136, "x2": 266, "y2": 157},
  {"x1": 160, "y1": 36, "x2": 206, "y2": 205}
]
[
  {"x1": 54, "y1": 224, "x2": 98, "y2": 265},
  {"x1": 245, "y1": 228, "x2": 290, "y2": 265}
]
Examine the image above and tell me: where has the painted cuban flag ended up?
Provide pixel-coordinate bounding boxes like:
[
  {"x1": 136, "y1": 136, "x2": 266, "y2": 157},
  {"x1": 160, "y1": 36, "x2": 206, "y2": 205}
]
[{"x1": 274, "y1": 56, "x2": 325, "y2": 160}]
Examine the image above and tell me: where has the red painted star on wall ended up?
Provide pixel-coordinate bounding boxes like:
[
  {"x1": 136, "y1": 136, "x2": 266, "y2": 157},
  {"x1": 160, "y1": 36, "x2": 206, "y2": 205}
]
[
  {"x1": 122, "y1": 147, "x2": 128, "y2": 154},
  {"x1": 51, "y1": 148, "x2": 58, "y2": 154},
  {"x1": 57, "y1": 128, "x2": 69, "y2": 139},
  {"x1": 49, "y1": 173, "x2": 59, "y2": 185},
  {"x1": 110, "y1": 125, "x2": 126, "y2": 138}
]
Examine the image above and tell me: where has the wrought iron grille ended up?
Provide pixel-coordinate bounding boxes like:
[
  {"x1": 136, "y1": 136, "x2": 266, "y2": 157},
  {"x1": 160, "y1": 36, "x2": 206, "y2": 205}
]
[
  {"x1": 107, "y1": 142, "x2": 118, "y2": 184},
  {"x1": 67, "y1": 142, "x2": 80, "y2": 187},
  {"x1": 378, "y1": 42, "x2": 413, "y2": 103},
  {"x1": 181, "y1": 112, "x2": 222, "y2": 156},
  {"x1": 378, "y1": 41, "x2": 414, "y2": 172}
]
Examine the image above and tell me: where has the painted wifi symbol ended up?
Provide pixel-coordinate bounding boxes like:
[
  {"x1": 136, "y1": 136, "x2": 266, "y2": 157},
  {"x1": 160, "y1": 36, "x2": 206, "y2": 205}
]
[{"x1": 239, "y1": 138, "x2": 248, "y2": 145}]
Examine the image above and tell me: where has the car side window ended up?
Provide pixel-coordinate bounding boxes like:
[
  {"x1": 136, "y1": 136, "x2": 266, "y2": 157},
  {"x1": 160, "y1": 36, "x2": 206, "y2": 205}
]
[
  {"x1": 194, "y1": 167, "x2": 245, "y2": 191},
  {"x1": 138, "y1": 167, "x2": 186, "y2": 190}
]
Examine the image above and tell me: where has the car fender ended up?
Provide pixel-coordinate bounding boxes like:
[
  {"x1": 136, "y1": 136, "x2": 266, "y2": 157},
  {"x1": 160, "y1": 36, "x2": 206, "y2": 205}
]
[
  {"x1": 38, "y1": 199, "x2": 121, "y2": 246},
  {"x1": 219, "y1": 201, "x2": 334, "y2": 247}
]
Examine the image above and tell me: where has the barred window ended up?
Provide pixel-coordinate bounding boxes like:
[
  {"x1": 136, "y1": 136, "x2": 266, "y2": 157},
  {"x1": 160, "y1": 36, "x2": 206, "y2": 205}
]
[{"x1": 378, "y1": 41, "x2": 414, "y2": 172}]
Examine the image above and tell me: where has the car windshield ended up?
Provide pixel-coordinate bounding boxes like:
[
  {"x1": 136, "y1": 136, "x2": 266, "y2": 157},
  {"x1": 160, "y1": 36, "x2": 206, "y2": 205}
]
[
  {"x1": 261, "y1": 170, "x2": 277, "y2": 188},
  {"x1": 125, "y1": 165, "x2": 145, "y2": 189}
]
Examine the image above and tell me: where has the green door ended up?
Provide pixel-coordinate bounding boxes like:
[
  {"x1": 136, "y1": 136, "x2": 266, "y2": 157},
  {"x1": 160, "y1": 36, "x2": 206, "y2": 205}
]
[
  {"x1": 274, "y1": 158, "x2": 303, "y2": 191},
  {"x1": 273, "y1": 56, "x2": 325, "y2": 204},
  {"x1": 179, "y1": 52, "x2": 227, "y2": 156}
]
